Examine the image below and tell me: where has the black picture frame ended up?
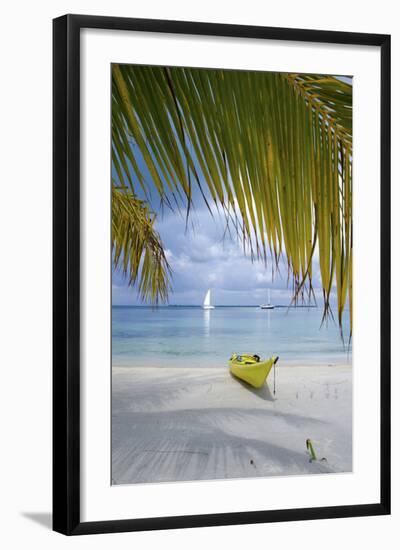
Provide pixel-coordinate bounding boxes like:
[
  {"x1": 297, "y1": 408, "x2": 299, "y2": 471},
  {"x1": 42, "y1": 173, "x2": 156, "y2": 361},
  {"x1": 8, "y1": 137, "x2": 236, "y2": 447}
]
[{"x1": 53, "y1": 14, "x2": 391, "y2": 535}]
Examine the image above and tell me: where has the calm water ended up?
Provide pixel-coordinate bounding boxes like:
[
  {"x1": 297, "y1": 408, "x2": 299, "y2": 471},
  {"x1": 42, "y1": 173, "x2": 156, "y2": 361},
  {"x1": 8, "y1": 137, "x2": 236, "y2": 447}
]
[{"x1": 112, "y1": 306, "x2": 351, "y2": 368}]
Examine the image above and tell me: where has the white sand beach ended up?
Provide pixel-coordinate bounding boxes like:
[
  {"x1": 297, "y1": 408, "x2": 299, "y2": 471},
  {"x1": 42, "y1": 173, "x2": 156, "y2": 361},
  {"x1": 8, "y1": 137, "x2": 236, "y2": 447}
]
[{"x1": 112, "y1": 364, "x2": 352, "y2": 485}]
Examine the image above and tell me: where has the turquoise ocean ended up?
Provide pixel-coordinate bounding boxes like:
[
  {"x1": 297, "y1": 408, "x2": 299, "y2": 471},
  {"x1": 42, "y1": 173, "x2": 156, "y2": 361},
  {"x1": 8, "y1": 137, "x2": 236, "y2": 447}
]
[{"x1": 112, "y1": 306, "x2": 351, "y2": 368}]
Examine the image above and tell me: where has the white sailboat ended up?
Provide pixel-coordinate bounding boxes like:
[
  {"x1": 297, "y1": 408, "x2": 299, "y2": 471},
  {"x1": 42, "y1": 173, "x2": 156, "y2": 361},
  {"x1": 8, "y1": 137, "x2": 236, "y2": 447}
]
[
  {"x1": 260, "y1": 289, "x2": 274, "y2": 310},
  {"x1": 202, "y1": 289, "x2": 215, "y2": 310}
]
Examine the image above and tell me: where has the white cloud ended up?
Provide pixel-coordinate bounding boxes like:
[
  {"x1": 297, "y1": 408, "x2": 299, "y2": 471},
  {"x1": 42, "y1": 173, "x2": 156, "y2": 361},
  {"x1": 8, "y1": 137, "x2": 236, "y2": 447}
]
[
  {"x1": 255, "y1": 271, "x2": 272, "y2": 284},
  {"x1": 113, "y1": 204, "x2": 329, "y2": 307}
]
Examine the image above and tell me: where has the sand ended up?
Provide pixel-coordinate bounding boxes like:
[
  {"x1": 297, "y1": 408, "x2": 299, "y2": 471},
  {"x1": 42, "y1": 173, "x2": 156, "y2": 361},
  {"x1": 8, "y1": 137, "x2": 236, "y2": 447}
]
[{"x1": 112, "y1": 364, "x2": 352, "y2": 485}]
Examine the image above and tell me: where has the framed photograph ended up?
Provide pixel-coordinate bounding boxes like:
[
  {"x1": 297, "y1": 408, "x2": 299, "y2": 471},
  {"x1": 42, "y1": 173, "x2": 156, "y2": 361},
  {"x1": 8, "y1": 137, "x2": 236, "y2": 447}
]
[{"x1": 53, "y1": 14, "x2": 390, "y2": 535}]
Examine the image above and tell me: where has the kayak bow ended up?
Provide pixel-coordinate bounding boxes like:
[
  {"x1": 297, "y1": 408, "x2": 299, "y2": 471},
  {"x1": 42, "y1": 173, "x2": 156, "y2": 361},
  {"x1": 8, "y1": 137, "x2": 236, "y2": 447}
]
[{"x1": 229, "y1": 354, "x2": 279, "y2": 388}]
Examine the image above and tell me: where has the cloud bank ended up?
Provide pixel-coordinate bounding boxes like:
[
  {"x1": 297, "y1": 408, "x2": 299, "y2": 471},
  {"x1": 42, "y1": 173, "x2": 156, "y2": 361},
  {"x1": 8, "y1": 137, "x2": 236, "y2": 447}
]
[{"x1": 112, "y1": 205, "x2": 330, "y2": 307}]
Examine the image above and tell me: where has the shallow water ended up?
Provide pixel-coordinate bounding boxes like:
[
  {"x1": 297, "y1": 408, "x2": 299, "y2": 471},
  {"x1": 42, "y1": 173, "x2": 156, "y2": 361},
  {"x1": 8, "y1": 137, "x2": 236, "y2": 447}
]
[{"x1": 112, "y1": 306, "x2": 351, "y2": 368}]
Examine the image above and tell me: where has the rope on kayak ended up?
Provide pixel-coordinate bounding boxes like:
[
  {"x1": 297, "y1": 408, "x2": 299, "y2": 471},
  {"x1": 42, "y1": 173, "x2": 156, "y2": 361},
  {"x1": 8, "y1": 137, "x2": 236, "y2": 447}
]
[{"x1": 273, "y1": 356, "x2": 279, "y2": 396}]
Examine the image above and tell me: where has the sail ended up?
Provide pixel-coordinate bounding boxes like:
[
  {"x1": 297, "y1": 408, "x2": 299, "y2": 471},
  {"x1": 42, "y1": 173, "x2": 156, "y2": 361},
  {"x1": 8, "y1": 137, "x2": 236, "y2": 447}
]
[
  {"x1": 203, "y1": 289, "x2": 211, "y2": 307},
  {"x1": 260, "y1": 288, "x2": 274, "y2": 309}
]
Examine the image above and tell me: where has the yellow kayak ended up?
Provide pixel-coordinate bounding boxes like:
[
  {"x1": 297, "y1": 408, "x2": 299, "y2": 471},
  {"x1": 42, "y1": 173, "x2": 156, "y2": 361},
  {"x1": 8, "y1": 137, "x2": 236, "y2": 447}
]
[{"x1": 229, "y1": 353, "x2": 279, "y2": 388}]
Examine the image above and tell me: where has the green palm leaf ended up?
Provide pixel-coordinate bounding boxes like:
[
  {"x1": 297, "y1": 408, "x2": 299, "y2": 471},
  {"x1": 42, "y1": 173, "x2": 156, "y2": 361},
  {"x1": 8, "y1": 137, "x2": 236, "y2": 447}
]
[
  {"x1": 112, "y1": 185, "x2": 171, "y2": 304},
  {"x1": 112, "y1": 64, "x2": 352, "y2": 331}
]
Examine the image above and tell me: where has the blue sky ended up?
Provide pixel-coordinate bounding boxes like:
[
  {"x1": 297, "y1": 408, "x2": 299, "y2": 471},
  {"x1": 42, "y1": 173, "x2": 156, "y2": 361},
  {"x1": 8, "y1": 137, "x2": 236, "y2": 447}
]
[
  {"x1": 112, "y1": 72, "x2": 351, "y2": 307},
  {"x1": 112, "y1": 197, "x2": 327, "y2": 306}
]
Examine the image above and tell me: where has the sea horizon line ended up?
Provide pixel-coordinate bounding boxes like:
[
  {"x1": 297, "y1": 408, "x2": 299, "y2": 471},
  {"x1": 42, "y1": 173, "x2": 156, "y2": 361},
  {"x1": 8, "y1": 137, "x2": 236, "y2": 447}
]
[{"x1": 112, "y1": 304, "x2": 321, "y2": 309}]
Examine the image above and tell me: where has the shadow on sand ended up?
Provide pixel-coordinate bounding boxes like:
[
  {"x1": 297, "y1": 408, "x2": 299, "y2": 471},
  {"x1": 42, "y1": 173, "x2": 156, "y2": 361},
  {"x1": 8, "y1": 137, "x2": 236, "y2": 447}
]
[{"x1": 229, "y1": 372, "x2": 276, "y2": 401}]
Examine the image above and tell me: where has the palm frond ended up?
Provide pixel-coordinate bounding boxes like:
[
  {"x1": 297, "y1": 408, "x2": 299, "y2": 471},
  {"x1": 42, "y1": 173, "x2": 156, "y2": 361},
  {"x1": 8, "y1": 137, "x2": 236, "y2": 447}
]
[
  {"x1": 112, "y1": 65, "x2": 352, "y2": 330},
  {"x1": 112, "y1": 185, "x2": 171, "y2": 303}
]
